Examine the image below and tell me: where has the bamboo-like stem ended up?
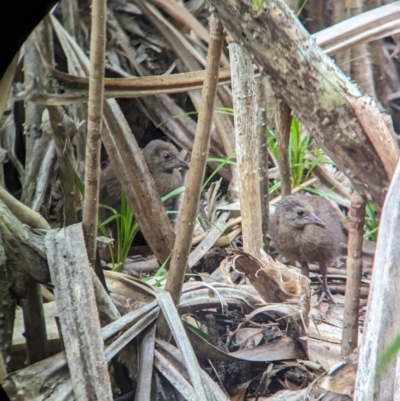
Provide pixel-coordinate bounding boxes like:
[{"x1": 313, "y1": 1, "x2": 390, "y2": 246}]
[
  {"x1": 165, "y1": 13, "x2": 225, "y2": 306},
  {"x1": 82, "y1": 0, "x2": 107, "y2": 267},
  {"x1": 275, "y1": 97, "x2": 292, "y2": 197},
  {"x1": 342, "y1": 193, "x2": 366, "y2": 357},
  {"x1": 256, "y1": 78, "x2": 269, "y2": 251}
]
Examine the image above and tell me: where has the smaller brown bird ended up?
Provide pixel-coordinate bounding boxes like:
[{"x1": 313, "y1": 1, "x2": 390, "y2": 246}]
[
  {"x1": 99, "y1": 139, "x2": 189, "y2": 220},
  {"x1": 270, "y1": 195, "x2": 343, "y2": 303},
  {"x1": 98, "y1": 140, "x2": 188, "y2": 260}
]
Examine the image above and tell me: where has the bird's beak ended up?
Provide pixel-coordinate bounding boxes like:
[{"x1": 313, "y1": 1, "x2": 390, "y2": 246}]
[
  {"x1": 306, "y1": 213, "x2": 327, "y2": 228},
  {"x1": 174, "y1": 157, "x2": 189, "y2": 170}
]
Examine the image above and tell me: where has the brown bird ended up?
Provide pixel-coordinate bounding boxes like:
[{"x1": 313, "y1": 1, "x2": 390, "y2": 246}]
[
  {"x1": 99, "y1": 140, "x2": 189, "y2": 254},
  {"x1": 99, "y1": 139, "x2": 188, "y2": 215},
  {"x1": 271, "y1": 195, "x2": 343, "y2": 303}
]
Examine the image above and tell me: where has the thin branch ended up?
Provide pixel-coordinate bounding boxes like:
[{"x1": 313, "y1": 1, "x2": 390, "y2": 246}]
[
  {"x1": 164, "y1": 12, "x2": 225, "y2": 308},
  {"x1": 342, "y1": 192, "x2": 365, "y2": 358},
  {"x1": 82, "y1": 0, "x2": 107, "y2": 267}
]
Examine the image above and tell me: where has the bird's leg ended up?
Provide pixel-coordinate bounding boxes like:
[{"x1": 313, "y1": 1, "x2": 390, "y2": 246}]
[
  {"x1": 317, "y1": 261, "x2": 336, "y2": 304},
  {"x1": 299, "y1": 260, "x2": 310, "y2": 277}
]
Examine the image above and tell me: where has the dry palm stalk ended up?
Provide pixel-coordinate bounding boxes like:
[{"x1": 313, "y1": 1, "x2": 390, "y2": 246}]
[
  {"x1": 230, "y1": 42, "x2": 263, "y2": 257},
  {"x1": 315, "y1": 2, "x2": 400, "y2": 56},
  {"x1": 82, "y1": 0, "x2": 107, "y2": 268},
  {"x1": 342, "y1": 192, "x2": 366, "y2": 358}
]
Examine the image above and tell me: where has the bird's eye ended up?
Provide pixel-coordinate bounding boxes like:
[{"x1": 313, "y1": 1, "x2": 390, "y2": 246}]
[
  {"x1": 164, "y1": 153, "x2": 171, "y2": 160},
  {"x1": 297, "y1": 210, "x2": 304, "y2": 216}
]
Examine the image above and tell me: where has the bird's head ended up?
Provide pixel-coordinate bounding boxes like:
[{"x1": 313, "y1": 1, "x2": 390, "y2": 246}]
[
  {"x1": 279, "y1": 195, "x2": 327, "y2": 230},
  {"x1": 143, "y1": 140, "x2": 189, "y2": 173}
]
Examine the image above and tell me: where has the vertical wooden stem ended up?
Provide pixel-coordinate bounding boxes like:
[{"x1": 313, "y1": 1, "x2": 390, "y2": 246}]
[
  {"x1": 164, "y1": 13, "x2": 225, "y2": 307},
  {"x1": 82, "y1": 0, "x2": 107, "y2": 268},
  {"x1": 230, "y1": 43, "x2": 263, "y2": 257},
  {"x1": 275, "y1": 97, "x2": 292, "y2": 197},
  {"x1": 342, "y1": 192, "x2": 365, "y2": 357},
  {"x1": 256, "y1": 78, "x2": 269, "y2": 251}
]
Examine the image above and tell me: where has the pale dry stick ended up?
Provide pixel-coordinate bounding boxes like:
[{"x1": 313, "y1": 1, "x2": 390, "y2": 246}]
[
  {"x1": 165, "y1": 13, "x2": 225, "y2": 308},
  {"x1": 82, "y1": 0, "x2": 107, "y2": 268},
  {"x1": 275, "y1": 97, "x2": 292, "y2": 197},
  {"x1": 230, "y1": 42, "x2": 263, "y2": 257},
  {"x1": 342, "y1": 193, "x2": 366, "y2": 358}
]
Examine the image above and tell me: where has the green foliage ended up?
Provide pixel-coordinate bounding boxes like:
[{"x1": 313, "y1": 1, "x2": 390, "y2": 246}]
[
  {"x1": 98, "y1": 192, "x2": 140, "y2": 272},
  {"x1": 377, "y1": 335, "x2": 400, "y2": 379},
  {"x1": 183, "y1": 318, "x2": 209, "y2": 340},
  {"x1": 75, "y1": 171, "x2": 139, "y2": 271},
  {"x1": 297, "y1": 0, "x2": 309, "y2": 17},
  {"x1": 268, "y1": 116, "x2": 327, "y2": 189},
  {"x1": 203, "y1": 153, "x2": 236, "y2": 190},
  {"x1": 252, "y1": 0, "x2": 266, "y2": 14},
  {"x1": 364, "y1": 202, "x2": 379, "y2": 242},
  {"x1": 303, "y1": 186, "x2": 348, "y2": 205},
  {"x1": 141, "y1": 255, "x2": 170, "y2": 287}
]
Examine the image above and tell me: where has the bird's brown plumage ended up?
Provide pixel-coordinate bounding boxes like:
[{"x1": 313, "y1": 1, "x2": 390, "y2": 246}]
[
  {"x1": 99, "y1": 139, "x2": 188, "y2": 222},
  {"x1": 270, "y1": 195, "x2": 343, "y2": 303}
]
